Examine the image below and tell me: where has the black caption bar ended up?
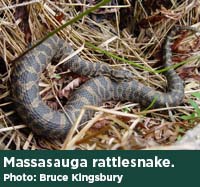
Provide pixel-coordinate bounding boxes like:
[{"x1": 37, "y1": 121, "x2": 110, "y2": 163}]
[{"x1": 0, "y1": 151, "x2": 199, "y2": 187}]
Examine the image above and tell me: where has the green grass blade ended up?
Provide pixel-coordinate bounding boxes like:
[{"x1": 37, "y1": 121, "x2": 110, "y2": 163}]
[
  {"x1": 192, "y1": 92, "x2": 200, "y2": 99},
  {"x1": 86, "y1": 42, "x2": 155, "y2": 73},
  {"x1": 14, "y1": 0, "x2": 111, "y2": 61}
]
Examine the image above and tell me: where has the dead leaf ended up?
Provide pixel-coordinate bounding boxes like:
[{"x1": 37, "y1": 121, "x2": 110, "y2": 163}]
[
  {"x1": 178, "y1": 66, "x2": 200, "y2": 81},
  {"x1": 61, "y1": 77, "x2": 88, "y2": 98},
  {"x1": 14, "y1": 0, "x2": 31, "y2": 43},
  {"x1": 55, "y1": 13, "x2": 64, "y2": 23}
]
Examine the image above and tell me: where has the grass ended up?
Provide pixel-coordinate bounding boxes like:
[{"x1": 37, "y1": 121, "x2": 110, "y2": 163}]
[
  {"x1": 181, "y1": 93, "x2": 200, "y2": 122},
  {"x1": 0, "y1": 0, "x2": 199, "y2": 150}
]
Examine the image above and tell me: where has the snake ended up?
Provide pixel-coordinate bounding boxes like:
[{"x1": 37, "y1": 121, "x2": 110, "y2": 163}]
[{"x1": 11, "y1": 26, "x2": 196, "y2": 138}]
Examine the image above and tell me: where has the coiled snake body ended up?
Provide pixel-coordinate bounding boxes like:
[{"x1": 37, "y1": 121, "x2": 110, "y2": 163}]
[{"x1": 11, "y1": 27, "x2": 190, "y2": 138}]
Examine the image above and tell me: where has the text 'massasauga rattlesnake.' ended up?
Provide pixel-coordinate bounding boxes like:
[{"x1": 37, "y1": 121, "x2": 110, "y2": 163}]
[{"x1": 11, "y1": 26, "x2": 197, "y2": 138}]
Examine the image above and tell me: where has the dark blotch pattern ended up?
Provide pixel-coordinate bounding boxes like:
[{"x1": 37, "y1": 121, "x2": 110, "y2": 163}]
[{"x1": 11, "y1": 27, "x2": 197, "y2": 138}]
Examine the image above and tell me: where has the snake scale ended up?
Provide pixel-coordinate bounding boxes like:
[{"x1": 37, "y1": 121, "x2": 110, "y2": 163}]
[{"x1": 11, "y1": 26, "x2": 195, "y2": 138}]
